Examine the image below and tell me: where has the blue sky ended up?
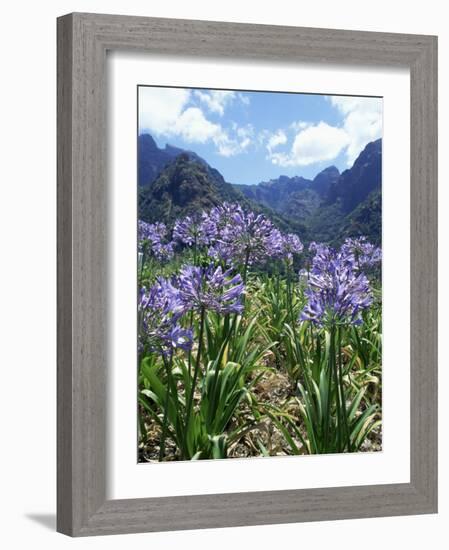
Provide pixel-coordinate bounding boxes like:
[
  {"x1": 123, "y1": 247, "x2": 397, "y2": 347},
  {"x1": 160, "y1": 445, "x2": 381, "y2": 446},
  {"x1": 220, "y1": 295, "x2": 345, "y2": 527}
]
[{"x1": 138, "y1": 86, "x2": 382, "y2": 185}]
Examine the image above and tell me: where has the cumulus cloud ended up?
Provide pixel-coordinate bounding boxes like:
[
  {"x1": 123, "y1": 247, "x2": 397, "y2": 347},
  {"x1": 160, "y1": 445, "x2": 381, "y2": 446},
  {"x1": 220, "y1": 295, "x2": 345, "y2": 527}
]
[
  {"x1": 267, "y1": 97, "x2": 382, "y2": 168},
  {"x1": 256, "y1": 129, "x2": 271, "y2": 147},
  {"x1": 138, "y1": 87, "x2": 381, "y2": 167},
  {"x1": 234, "y1": 124, "x2": 254, "y2": 151},
  {"x1": 170, "y1": 108, "x2": 252, "y2": 156},
  {"x1": 194, "y1": 90, "x2": 250, "y2": 116},
  {"x1": 139, "y1": 87, "x2": 253, "y2": 157},
  {"x1": 139, "y1": 87, "x2": 191, "y2": 135},
  {"x1": 139, "y1": 90, "x2": 222, "y2": 144},
  {"x1": 194, "y1": 90, "x2": 236, "y2": 116},
  {"x1": 290, "y1": 120, "x2": 311, "y2": 132},
  {"x1": 329, "y1": 96, "x2": 382, "y2": 165},
  {"x1": 213, "y1": 135, "x2": 242, "y2": 157},
  {"x1": 269, "y1": 122, "x2": 349, "y2": 166},
  {"x1": 172, "y1": 107, "x2": 221, "y2": 143},
  {"x1": 214, "y1": 124, "x2": 254, "y2": 157},
  {"x1": 266, "y1": 130, "x2": 287, "y2": 154}
]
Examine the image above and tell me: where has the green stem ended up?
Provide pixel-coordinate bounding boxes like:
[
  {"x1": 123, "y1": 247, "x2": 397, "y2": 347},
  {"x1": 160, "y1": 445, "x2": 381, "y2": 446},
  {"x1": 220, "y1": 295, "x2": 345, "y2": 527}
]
[
  {"x1": 159, "y1": 352, "x2": 173, "y2": 461},
  {"x1": 332, "y1": 339, "x2": 342, "y2": 452},
  {"x1": 324, "y1": 326, "x2": 335, "y2": 452},
  {"x1": 139, "y1": 248, "x2": 146, "y2": 283},
  {"x1": 286, "y1": 263, "x2": 295, "y2": 327},
  {"x1": 193, "y1": 235, "x2": 198, "y2": 266},
  {"x1": 183, "y1": 306, "x2": 205, "y2": 459},
  {"x1": 243, "y1": 248, "x2": 250, "y2": 285},
  {"x1": 338, "y1": 327, "x2": 351, "y2": 452},
  {"x1": 286, "y1": 263, "x2": 301, "y2": 386},
  {"x1": 208, "y1": 316, "x2": 235, "y2": 423},
  {"x1": 187, "y1": 310, "x2": 194, "y2": 377}
]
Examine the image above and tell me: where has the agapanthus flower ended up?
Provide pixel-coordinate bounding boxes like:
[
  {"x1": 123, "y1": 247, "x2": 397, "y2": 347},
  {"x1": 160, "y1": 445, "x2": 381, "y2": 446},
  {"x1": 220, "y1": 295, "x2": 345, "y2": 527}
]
[
  {"x1": 341, "y1": 237, "x2": 382, "y2": 268},
  {"x1": 176, "y1": 264, "x2": 245, "y2": 314},
  {"x1": 152, "y1": 241, "x2": 175, "y2": 261},
  {"x1": 309, "y1": 242, "x2": 354, "y2": 272},
  {"x1": 138, "y1": 279, "x2": 192, "y2": 354},
  {"x1": 300, "y1": 246, "x2": 373, "y2": 327},
  {"x1": 173, "y1": 214, "x2": 213, "y2": 247},
  {"x1": 208, "y1": 204, "x2": 282, "y2": 266},
  {"x1": 138, "y1": 220, "x2": 166, "y2": 248},
  {"x1": 281, "y1": 233, "x2": 304, "y2": 261},
  {"x1": 206, "y1": 203, "x2": 242, "y2": 232},
  {"x1": 138, "y1": 220, "x2": 174, "y2": 261},
  {"x1": 165, "y1": 325, "x2": 194, "y2": 351},
  {"x1": 207, "y1": 240, "x2": 235, "y2": 265},
  {"x1": 205, "y1": 203, "x2": 245, "y2": 263},
  {"x1": 265, "y1": 227, "x2": 285, "y2": 258}
]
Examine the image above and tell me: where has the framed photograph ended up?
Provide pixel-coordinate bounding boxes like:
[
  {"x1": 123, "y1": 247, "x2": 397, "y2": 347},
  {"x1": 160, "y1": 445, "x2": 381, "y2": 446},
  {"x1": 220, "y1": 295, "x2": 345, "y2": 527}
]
[{"x1": 57, "y1": 13, "x2": 437, "y2": 536}]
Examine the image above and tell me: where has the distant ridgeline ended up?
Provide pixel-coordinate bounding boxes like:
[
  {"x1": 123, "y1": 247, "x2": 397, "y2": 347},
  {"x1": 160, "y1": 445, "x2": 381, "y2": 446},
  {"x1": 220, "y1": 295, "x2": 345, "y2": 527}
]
[{"x1": 138, "y1": 133, "x2": 382, "y2": 246}]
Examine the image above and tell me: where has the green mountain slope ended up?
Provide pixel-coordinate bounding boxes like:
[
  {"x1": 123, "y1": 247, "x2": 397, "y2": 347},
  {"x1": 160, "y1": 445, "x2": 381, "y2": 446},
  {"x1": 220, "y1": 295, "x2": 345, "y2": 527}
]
[
  {"x1": 236, "y1": 140, "x2": 382, "y2": 245},
  {"x1": 139, "y1": 153, "x2": 308, "y2": 236},
  {"x1": 138, "y1": 133, "x2": 382, "y2": 245}
]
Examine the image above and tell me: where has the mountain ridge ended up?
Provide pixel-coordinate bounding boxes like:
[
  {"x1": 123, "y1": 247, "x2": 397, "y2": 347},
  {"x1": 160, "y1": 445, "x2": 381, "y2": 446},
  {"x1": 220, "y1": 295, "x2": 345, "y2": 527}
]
[
  {"x1": 138, "y1": 133, "x2": 382, "y2": 245},
  {"x1": 138, "y1": 134, "x2": 208, "y2": 187}
]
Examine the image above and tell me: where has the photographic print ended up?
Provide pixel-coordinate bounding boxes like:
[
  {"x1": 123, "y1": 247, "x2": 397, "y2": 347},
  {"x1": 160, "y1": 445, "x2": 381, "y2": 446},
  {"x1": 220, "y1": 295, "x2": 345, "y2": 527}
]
[{"x1": 137, "y1": 86, "x2": 382, "y2": 463}]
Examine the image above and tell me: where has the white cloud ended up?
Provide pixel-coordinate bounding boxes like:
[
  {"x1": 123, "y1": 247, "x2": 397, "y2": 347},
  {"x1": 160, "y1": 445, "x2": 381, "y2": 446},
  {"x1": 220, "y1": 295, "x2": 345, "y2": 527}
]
[
  {"x1": 138, "y1": 87, "x2": 191, "y2": 135},
  {"x1": 235, "y1": 124, "x2": 254, "y2": 150},
  {"x1": 329, "y1": 96, "x2": 382, "y2": 165},
  {"x1": 194, "y1": 90, "x2": 236, "y2": 116},
  {"x1": 290, "y1": 120, "x2": 310, "y2": 132},
  {"x1": 256, "y1": 129, "x2": 271, "y2": 147},
  {"x1": 138, "y1": 88, "x2": 381, "y2": 166},
  {"x1": 267, "y1": 97, "x2": 382, "y2": 168},
  {"x1": 194, "y1": 90, "x2": 250, "y2": 116},
  {"x1": 269, "y1": 122, "x2": 349, "y2": 167},
  {"x1": 213, "y1": 135, "x2": 240, "y2": 157},
  {"x1": 139, "y1": 87, "x2": 254, "y2": 157},
  {"x1": 214, "y1": 124, "x2": 254, "y2": 157},
  {"x1": 172, "y1": 107, "x2": 222, "y2": 143},
  {"x1": 169, "y1": 107, "x2": 252, "y2": 157},
  {"x1": 266, "y1": 130, "x2": 287, "y2": 154}
]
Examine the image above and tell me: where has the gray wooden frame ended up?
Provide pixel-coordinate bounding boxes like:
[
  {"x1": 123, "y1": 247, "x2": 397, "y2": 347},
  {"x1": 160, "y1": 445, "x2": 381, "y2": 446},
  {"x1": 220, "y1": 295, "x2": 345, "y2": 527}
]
[{"x1": 57, "y1": 12, "x2": 438, "y2": 537}]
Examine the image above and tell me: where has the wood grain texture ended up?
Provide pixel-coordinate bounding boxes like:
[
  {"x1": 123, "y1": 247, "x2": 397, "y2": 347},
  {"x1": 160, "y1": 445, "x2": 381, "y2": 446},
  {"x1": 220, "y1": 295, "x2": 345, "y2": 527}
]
[
  {"x1": 409, "y1": 36, "x2": 438, "y2": 507},
  {"x1": 57, "y1": 13, "x2": 74, "y2": 536},
  {"x1": 57, "y1": 12, "x2": 438, "y2": 536}
]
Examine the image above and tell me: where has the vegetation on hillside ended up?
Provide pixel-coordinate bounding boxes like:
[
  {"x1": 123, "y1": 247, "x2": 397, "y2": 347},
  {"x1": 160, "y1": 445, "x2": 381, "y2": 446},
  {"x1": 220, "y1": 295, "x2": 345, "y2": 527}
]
[
  {"x1": 138, "y1": 135, "x2": 382, "y2": 246},
  {"x1": 138, "y1": 203, "x2": 382, "y2": 461}
]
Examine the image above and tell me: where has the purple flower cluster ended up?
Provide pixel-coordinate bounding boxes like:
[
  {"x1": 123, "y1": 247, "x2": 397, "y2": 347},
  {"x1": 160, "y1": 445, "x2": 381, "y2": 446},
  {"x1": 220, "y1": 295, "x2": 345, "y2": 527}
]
[
  {"x1": 281, "y1": 233, "x2": 304, "y2": 262},
  {"x1": 139, "y1": 203, "x2": 305, "y2": 268},
  {"x1": 176, "y1": 264, "x2": 245, "y2": 314},
  {"x1": 340, "y1": 237, "x2": 381, "y2": 268},
  {"x1": 173, "y1": 214, "x2": 211, "y2": 247},
  {"x1": 138, "y1": 206, "x2": 379, "y2": 335},
  {"x1": 301, "y1": 244, "x2": 373, "y2": 327},
  {"x1": 138, "y1": 262, "x2": 246, "y2": 354},
  {"x1": 138, "y1": 220, "x2": 174, "y2": 261},
  {"x1": 206, "y1": 202, "x2": 241, "y2": 234},
  {"x1": 138, "y1": 220, "x2": 166, "y2": 242},
  {"x1": 138, "y1": 279, "x2": 193, "y2": 354},
  {"x1": 205, "y1": 203, "x2": 292, "y2": 266}
]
